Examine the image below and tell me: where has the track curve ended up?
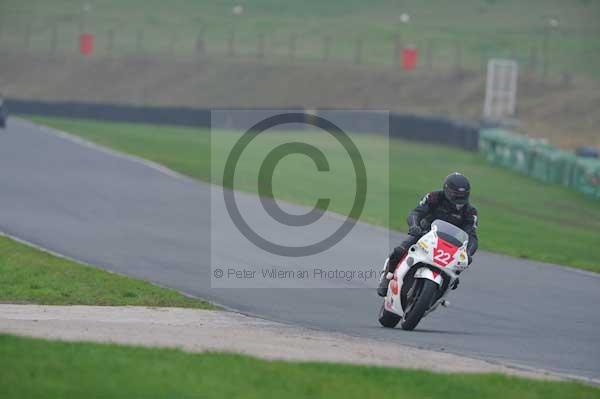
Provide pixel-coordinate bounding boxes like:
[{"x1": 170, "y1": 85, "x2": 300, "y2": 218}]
[{"x1": 1, "y1": 118, "x2": 598, "y2": 380}]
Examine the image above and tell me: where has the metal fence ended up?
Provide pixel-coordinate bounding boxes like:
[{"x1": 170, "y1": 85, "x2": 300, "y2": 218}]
[{"x1": 0, "y1": 9, "x2": 595, "y2": 81}]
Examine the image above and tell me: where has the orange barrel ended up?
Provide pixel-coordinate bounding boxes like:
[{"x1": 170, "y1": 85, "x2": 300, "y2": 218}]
[
  {"x1": 79, "y1": 33, "x2": 94, "y2": 55},
  {"x1": 402, "y1": 47, "x2": 418, "y2": 70}
]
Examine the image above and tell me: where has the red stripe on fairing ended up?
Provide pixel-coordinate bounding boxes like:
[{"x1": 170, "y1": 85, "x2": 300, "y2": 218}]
[{"x1": 431, "y1": 270, "x2": 439, "y2": 279}]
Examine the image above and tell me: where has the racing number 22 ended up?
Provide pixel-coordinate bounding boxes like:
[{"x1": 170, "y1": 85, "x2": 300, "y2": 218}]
[{"x1": 434, "y1": 249, "x2": 452, "y2": 265}]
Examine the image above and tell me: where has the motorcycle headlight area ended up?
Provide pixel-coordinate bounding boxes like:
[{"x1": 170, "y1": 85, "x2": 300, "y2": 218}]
[
  {"x1": 417, "y1": 236, "x2": 437, "y2": 254},
  {"x1": 456, "y1": 249, "x2": 468, "y2": 267}
]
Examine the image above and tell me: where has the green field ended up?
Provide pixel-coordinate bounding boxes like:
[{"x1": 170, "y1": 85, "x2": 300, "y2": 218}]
[
  {"x1": 27, "y1": 116, "x2": 600, "y2": 272},
  {"x1": 1, "y1": 0, "x2": 599, "y2": 77},
  {"x1": 0, "y1": 234, "x2": 214, "y2": 308},
  {"x1": 1, "y1": 334, "x2": 597, "y2": 399}
]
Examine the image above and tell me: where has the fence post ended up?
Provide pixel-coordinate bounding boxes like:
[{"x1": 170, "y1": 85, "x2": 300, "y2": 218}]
[
  {"x1": 354, "y1": 37, "x2": 363, "y2": 65},
  {"x1": 49, "y1": 23, "x2": 58, "y2": 56},
  {"x1": 78, "y1": 8, "x2": 85, "y2": 36},
  {"x1": 169, "y1": 31, "x2": 177, "y2": 56},
  {"x1": 257, "y1": 32, "x2": 265, "y2": 59},
  {"x1": 228, "y1": 30, "x2": 235, "y2": 56},
  {"x1": 527, "y1": 45, "x2": 538, "y2": 77},
  {"x1": 455, "y1": 42, "x2": 463, "y2": 73},
  {"x1": 24, "y1": 22, "x2": 32, "y2": 51},
  {"x1": 0, "y1": 15, "x2": 4, "y2": 44},
  {"x1": 106, "y1": 29, "x2": 115, "y2": 57},
  {"x1": 560, "y1": 71, "x2": 572, "y2": 88},
  {"x1": 481, "y1": 47, "x2": 491, "y2": 75},
  {"x1": 322, "y1": 35, "x2": 331, "y2": 62},
  {"x1": 393, "y1": 34, "x2": 401, "y2": 66},
  {"x1": 425, "y1": 39, "x2": 433, "y2": 70},
  {"x1": 542, "y1": 26, "x2": 549, "y2": 83},
  {"x1": 289, "y1": 32, "x2": 296, "y2": 60},
  {"x1": 136, "y1": 29, "x2": 144, "y2": 53},
  {"x1": 195, "y1": 32, "x2": 205, "y2": 56}
]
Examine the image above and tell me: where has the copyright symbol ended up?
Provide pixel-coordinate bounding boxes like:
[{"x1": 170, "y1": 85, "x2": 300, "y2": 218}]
[
  {"x1": 222, "y1": 112, "x2": 367, "y2": 257},
  {"x1": 213, "y1": 269, "x2": 224, "y2": 278}
]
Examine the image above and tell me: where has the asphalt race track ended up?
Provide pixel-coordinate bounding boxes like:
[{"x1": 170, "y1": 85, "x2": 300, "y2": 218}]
[{"x1": 1, "y1": 118, "x2": 599, "y2": 381}]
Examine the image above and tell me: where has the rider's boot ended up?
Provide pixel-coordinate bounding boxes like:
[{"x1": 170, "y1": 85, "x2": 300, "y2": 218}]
[
  {"x1": 377, "y1": 258, "x2": 392, "y2": 297},
  {"x1": 377, "y1": 246, "x2": 407, "y2": 297},
  {"x1": 377, "y1": 273, "x2": 390, "y2": 297}
]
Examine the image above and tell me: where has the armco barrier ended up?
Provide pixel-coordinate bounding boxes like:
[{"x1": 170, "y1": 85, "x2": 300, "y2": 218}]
[
  {"x1": 320, "y1": 110, "x2": 479, "y2": 150},
  {"x1": 5, "y1": 98, "x2": 480, "y2": 151},
  {"x1": 5, "y1": 99, "x2": 211, "y2": 127},
  {"x1": 480, "y1": 128, "x2": 600, "y2": 199}
]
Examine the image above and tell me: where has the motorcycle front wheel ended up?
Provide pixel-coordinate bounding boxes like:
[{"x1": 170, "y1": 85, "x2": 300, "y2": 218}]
[{"x1": 400, "y1": 278, "x2": 437, "y2": 331}]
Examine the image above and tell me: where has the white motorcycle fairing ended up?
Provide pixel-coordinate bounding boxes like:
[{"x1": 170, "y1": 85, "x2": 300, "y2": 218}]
[{"x1": 383, "y1": 220, "x2": 470, "y2": 320}]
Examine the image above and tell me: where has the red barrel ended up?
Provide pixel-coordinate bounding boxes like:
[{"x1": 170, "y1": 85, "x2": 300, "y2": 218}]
[
  {"x1": 402, "y1": 47, "x2": 418, "y2": 70},
  {"x1": 79, "y1": 33, "x2": 94, "y2": 55}
]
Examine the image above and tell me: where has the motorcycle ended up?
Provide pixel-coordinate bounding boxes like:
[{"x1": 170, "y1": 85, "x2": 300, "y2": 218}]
[{"x1": 378, "y1": 219, "x2": 470, "y2": 330}]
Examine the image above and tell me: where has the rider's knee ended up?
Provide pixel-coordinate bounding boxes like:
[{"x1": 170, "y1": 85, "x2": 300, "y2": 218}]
[
  {"x1": 389, "y1": 245, "x2": 408, "y2": 267},
  {"x1": 393, "y1": 245, "x2": 407, "y2": 255}
]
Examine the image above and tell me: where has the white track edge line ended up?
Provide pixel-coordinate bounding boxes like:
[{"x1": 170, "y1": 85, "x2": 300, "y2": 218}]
[{"x1": 16, "y1": 117, "x2": 189, "y2": 181}]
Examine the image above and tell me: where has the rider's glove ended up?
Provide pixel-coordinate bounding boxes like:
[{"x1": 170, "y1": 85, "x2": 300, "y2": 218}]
[{"x1": 408, "y1": 225, "x2": 422, "y2": 237}]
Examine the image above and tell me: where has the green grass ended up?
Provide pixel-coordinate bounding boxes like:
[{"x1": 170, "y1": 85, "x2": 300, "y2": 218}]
[
  {"x1": 26, "y1": 116, "x2": 600, "y2": 272},
  {"x1": 0, "y1": 234, "x2": 215, "y2": 308},
  {"x1": 1, "y1": 334, "x2": 597, "y2": 399},
  {"x1": 1, "y1": 0, "x2": 599, "y2": 78}
]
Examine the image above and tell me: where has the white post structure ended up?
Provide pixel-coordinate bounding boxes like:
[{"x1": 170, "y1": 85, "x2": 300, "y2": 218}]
[{"x1": 483, "y1": 59, "x2": 519, "y2": 120}]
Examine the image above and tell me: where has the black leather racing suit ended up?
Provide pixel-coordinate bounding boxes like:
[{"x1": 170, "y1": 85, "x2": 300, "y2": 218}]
[{"x1": 388, "y1": 190, "x2": 479, "y2": 271}]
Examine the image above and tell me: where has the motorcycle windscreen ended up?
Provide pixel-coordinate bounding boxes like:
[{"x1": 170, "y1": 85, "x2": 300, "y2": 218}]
[{"x1": 431, "y1": 219, "x2": 468, "y2": 247}]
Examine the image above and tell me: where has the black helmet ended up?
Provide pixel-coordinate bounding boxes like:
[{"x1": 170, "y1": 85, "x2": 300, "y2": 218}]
[{"x1": 443, "y1": 172, "x2": 470, "y2": 206}]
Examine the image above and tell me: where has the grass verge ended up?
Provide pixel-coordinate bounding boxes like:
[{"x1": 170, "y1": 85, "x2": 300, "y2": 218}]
[
  {"x1": 26, "y1": 116, "x2": 600, "y2": 272},
  {"x1": 1, "y1": 334, "x2": 598, "y2": 399},
  {"x1": 0, "y1": 234, "x2": 214, "y2": 308}
]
